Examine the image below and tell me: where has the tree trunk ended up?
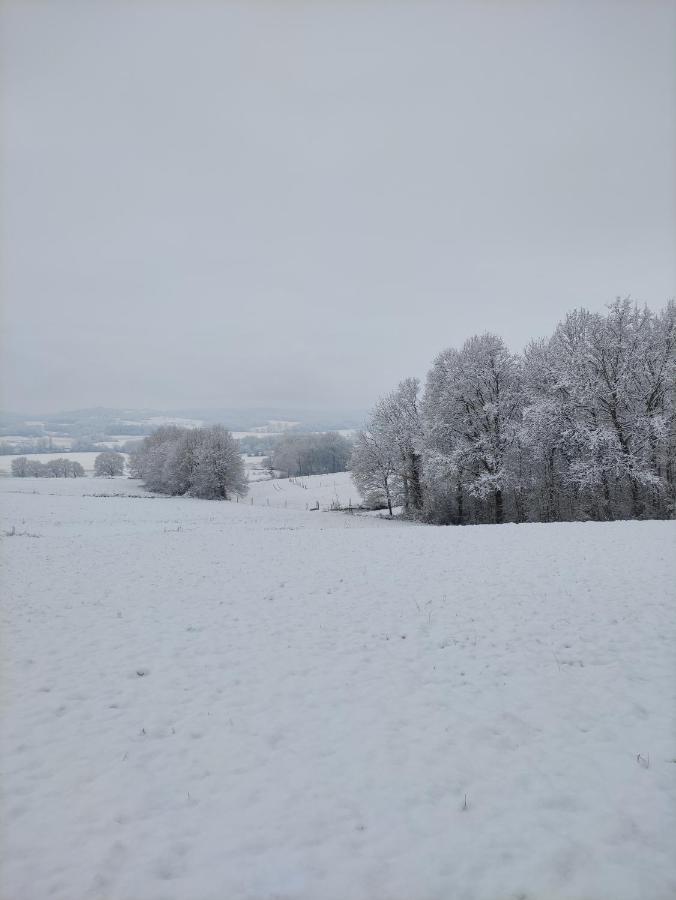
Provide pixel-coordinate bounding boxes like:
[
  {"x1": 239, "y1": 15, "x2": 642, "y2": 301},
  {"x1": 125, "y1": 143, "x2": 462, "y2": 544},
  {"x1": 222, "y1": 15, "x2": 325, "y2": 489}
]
[
  {"x1": 383, "y1": 476, "x2": 393, "y2": 516},
  {"x1": 494, "y1": 488, "x2": 504, "y2": 524},
  {"x1": 629, "y1": 478, "x2": 642, "y2": 519},
  {"x1": 546, "y1": 447, "x2": 557, "y2": 522},
  {"x1": 608, "y1": 405, "x2": 642, "y2": 518},
  {"x1": 601, "y1": 473, "x2": 613, "y2": 521},
  {"x1": 409, "y1": 453, "x2": 423, "y2": 511}
]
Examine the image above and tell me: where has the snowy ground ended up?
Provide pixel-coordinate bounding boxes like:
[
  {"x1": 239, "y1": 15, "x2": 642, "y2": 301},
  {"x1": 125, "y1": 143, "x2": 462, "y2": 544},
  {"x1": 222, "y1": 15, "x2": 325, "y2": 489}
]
[
  {"x1": 243, "y1": 456, "x2": 272, "y2": 483},
  {"x1": 246, "y1": 470, "x2": 360, "y2": 510},
  {"x1": 1, "y1": 477, "x2": 675, "y2": 900}
]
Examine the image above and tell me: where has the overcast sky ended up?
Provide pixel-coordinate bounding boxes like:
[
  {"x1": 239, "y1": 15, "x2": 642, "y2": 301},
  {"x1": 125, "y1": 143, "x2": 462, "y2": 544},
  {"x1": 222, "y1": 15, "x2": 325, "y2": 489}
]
[{"x1": 1, "y1": 1, "x2": 674, "y2": 414}]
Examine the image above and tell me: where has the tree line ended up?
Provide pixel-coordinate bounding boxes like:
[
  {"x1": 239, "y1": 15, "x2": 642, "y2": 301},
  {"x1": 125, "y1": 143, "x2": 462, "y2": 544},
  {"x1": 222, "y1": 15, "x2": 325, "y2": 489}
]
[
  {"x1": 10, "y1": 451, "x2": 126, "y2": 478},
  {"x1": 351, "y1": 299, "x2": 675, "y2": 524},
  {"x1": 11, "y1": 457, "x2": 85, "y2": 478},
  {"x1": 1, "y1": 437, "x2": 59, "y2": 455},
  {"x1": 128, "y1": 425, "x2": 247, "y2": 499},
  {"x1": 265, "y1": 432, "x2": 352, "y2": 477}
]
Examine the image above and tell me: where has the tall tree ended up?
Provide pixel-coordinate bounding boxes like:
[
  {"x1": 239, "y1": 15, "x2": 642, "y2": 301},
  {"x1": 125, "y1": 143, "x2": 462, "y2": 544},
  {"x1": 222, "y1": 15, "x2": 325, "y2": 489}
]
[
  {"x1": 424, "y1": 334, "x2": 523, "y2": 524},
  {"x1": 372, "y1": 378, "x2": 424, "y2": 514},
  {"x1": 350, "y1": 428, "x2": 400, "y2": 515}
]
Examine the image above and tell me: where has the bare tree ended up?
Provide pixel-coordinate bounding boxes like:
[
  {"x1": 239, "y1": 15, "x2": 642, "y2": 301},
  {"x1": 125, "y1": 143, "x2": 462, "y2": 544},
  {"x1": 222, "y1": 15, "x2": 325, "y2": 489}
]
[
  {"x1": 11, "y1": 457, "x2": 30, "y2": 477},
  {"x1": 372, "y1": 378, "x2": 424, "y2": 514},
  {"x1": 350, "y1": 429, "x2": 400, "y2": 515}
]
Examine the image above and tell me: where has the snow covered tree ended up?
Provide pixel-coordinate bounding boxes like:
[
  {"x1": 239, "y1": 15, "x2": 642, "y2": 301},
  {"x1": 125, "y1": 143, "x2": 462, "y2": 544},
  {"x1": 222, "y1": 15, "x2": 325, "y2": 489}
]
[
  {"x1": 371, "y1": 378, "x2": 424, "y2": 514},
  {"x1": 94, "y1": 451, "x2": 125, "y2": 477},
  {"x1": 632, "y1": 300, "x2": 676, "y2": 515},
  {"x1": 42, "y1": 458, "x2": 85, "y2": 477},
  {"x1": 520, "y1": 337, "x2": 572, "y2": 521},
  {"x1": 13, "y1": 457, "x2": 85, "y2": 477},
  {"x1": 159, "y1": 429, "x2": 198, "y2": 495},
  {"x1": 546, "y1": 299, "x2": 675, "y2": 519},
  {"x1": 129, "y1": 425, "x2": 247, "y2": 500},
  {"x1": 11, "y1": 457, "x2": 30, "y2": 477},
  {"x1": 190, "y1": 426, "x2": 247, "y2": 499},
  {"x1": 128, "y1": 426, "x2": 184, "y2": 491},
  {"x1": 268, "y1": 432, "x2": 352, "y2": 477},
  {"x1": 350, "y1": 427, "x2": 401, "y2": 515},
  {"x1": 424, "y1": 334, "x2": 523, "y2": 524},
  {"x1": 356, "y1": 301, "x2": 674, "y2": 525},
  {"x1": 44, "y1": 458, "x2": 66, "y2": 477}
]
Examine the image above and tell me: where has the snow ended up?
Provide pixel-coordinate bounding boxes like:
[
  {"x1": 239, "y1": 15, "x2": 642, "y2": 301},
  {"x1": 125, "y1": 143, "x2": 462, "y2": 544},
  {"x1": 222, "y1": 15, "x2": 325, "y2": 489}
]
[
  {"x1": 232, "y1": 431, "x2": 282, "y2": 439},
  {"x1": 1, "y1": 477, "x2": 675, "y2": 900},
  {"x1": 244, "y1": 458, "x2": 274, "y2": 483},
  {"x1": 143, "y1": 416, "x2": 204, "y2": 428},
  {"x1": 96, "y1": 435, "x2": 148, "y2": 448},
  {"x1": 246, "y1": 471, "x2": 360, "y2": 510}
]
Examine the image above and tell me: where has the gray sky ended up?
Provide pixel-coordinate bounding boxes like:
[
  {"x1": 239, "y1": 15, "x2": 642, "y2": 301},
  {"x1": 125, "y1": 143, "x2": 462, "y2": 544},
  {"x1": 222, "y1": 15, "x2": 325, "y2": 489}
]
[{"x1": 1, "y1": 0, "x2": 675, "y2": 414}]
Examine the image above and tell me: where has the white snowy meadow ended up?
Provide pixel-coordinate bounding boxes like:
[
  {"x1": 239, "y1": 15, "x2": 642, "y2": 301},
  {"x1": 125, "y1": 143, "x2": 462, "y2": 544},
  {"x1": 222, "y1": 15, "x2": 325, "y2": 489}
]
[
  {"x1": 2, "y1": 474, "x2": 675, "y2": 900},
  {"x1": 2, "y1": 1, "x2": 675, "y2": 895}
]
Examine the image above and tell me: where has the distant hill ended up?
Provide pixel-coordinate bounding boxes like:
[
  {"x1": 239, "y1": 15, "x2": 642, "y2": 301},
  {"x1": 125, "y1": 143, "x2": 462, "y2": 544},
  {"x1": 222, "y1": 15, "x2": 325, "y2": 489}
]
[{"x1": 0, "y1": 407, "x2": 367, "y2": 442}]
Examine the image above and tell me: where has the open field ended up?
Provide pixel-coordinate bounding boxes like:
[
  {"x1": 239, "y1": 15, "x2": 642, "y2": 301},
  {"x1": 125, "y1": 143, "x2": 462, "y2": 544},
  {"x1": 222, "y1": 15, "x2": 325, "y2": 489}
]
[
  {"x1": 1, "y1": 477, "x2": 675, "y2": 900},
  {"x1": 246, "y1": 470, "x2": 359, "y2": 510}
]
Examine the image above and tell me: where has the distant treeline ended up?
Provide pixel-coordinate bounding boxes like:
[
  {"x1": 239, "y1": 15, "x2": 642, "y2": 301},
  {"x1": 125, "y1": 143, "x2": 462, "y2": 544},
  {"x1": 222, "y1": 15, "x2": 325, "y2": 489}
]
[
  {"x1": 265, "y1": 432, "x2": 352, "y2": 477},
  {"x1": 0, "y1": 438, "x2": 57, "y2": 455},
  {"x1": 0, "y1": 437, "x2": 114, "y2": 455},
  {"x1": 352, "y1": 299, "x2": 675, "y2": 523},
  {"x1": 10, "y1": 452, "x2": 126, "y2": 478},
  {"x1": 11, "y1": 457, "x2": 85, "y2": 478},
  {"x1": 0, "y1": 426, "x2": 45, "y2": 439},
  {"x1": 103, "y1": 424, "x2": 148, "y2": 435},
  {"x1": 236, "y1": 434, "x2": 279, "y2": 455}
]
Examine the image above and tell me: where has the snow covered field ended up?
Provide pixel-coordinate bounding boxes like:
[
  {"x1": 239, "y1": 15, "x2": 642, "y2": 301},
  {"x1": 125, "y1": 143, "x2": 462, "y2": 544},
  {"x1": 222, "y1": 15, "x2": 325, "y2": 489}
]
[
  {"x1": 247, "y1": 470, "x2": 359, "y2": 510},
  {"x1": 1, "y1": 477, "x2": 675, "y2": 900}
]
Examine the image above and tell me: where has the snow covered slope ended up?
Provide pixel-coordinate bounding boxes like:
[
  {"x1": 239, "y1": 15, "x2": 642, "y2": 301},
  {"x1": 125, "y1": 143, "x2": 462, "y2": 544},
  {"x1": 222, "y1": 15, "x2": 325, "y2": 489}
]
[
  {"x1": 1, "y1": 478, "x2": 675, "y2": 900},
  {"x1": 246, "y1": 470, "x2": 359, "y2": 511}
]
